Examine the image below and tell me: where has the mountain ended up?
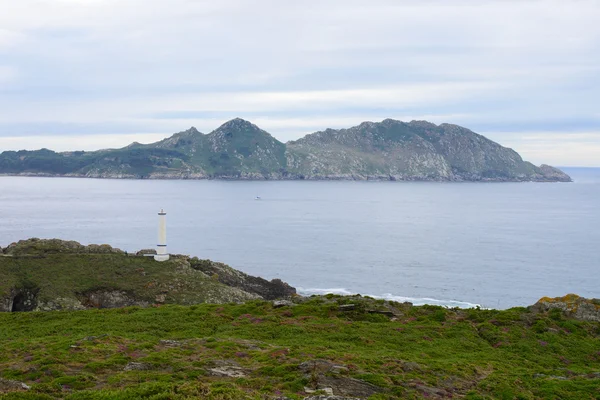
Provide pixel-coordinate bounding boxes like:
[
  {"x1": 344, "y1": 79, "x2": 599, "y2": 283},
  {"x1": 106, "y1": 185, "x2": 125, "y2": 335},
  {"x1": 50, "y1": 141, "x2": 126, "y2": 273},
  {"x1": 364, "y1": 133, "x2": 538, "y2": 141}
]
[{"x1": 0, "y1": 118, "x2": 571, "y2": 182}]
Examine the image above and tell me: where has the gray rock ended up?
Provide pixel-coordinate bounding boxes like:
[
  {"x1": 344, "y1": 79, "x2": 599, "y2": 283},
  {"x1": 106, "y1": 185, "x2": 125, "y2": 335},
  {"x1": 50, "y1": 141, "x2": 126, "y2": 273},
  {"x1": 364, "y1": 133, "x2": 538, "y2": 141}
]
[
  {"x1": 338, "y1": 304, "x2": 356, "y2": 311},
  {"x1": 0, "y1": 378, "x2": 30, "y2": 392},
  {"x1": 299, "y1": 359, "x2": 344, "y2": 374},
  {"x1": 400, "y1": 361, "x2": 422, "y2": 372},
  {"x1": 123, "y1": 362, "x2": 152, "y2": 371},
  {"x1": 189, "y1": 258, "x2": 296, "y2": 300},
  {"x1": 208, "y1": 360, "x2": 247, "y2": 378},
  {"x1": 2, "y1": 238, "x2": 125, "y2": 256},
  {"x1": 136, "y1": 248, "x2": 157, "y2": 256},
  {"x1": 530, "y1": 294, "x2": 600, "y2": 322},
  {"x1": 316, "y1": 375, "x2": 382, "y2": 398},
  {"x1": 273, "y1": 300, "x2": 295, "y2": 308},
  {"x1": 159, "y1": 339, "x2": 184, "y2": 347},
  {"x1": 208, "y1": 366, "x2": 247, "y2": 378},
  {"x1": 303, "y1": 396, "x2": 360, "y2": 400},
  {"x1": 80, "y1": 290, "x2": 149, "y2": 309},
  {"x1": 304, "y1": 387, "x2": 334, "y2": 395}
]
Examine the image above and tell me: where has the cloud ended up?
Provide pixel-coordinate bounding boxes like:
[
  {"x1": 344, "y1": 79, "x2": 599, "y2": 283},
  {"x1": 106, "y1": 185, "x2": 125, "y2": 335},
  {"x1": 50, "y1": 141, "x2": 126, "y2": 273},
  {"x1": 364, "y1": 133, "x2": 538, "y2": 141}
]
[
  {"x1": 483, "y1": 131, "x2": 600, "y2": 167},
  {"x1": 0, "y1": 0, "x2": 598, "y2": 165},
  {"x1": 0, "y1": 66, "x2": 18, "y2": 84}
]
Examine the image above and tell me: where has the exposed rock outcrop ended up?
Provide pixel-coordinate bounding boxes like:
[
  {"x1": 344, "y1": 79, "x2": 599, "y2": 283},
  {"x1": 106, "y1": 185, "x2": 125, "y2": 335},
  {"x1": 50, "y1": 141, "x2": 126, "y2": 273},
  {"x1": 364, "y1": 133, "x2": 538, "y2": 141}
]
[
  {"x1": 2, "y1": 238, "x2": 125, "y2": 256},
  {"x1": 189, "y1": 258, "x2": 296, "y2": 300},
  {"x1": 0, "y1": 378, "x2": 30, "y2": 393},
  {"x1": 299, "y1": 359, "x2": 382, "y2": 398},
  {"x1": 530, "y1": 294, "x2": 600, "y2": 322}
]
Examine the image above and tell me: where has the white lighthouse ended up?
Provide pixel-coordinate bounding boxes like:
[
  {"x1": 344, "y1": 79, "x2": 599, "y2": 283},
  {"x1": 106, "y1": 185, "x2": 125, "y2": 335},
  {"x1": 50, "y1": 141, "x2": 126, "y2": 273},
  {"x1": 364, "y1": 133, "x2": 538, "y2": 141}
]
[{"x1": 154, "y1": 209, "x2": 169, "y2": 262}]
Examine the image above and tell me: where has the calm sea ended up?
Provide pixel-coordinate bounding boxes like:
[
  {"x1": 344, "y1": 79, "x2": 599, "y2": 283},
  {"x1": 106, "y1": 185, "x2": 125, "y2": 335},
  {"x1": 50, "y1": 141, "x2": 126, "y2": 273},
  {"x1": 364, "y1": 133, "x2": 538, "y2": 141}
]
[{"x1": 1, "y1": 168, "x2": 598, "y2": 309}]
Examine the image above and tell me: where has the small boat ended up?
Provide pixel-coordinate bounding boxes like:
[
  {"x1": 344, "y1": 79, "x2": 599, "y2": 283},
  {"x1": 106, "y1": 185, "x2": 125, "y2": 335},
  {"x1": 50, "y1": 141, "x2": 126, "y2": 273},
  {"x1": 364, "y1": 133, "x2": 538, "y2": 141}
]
[{"x1": 255, "y1": 196, "x2": 261, "y2": 200}]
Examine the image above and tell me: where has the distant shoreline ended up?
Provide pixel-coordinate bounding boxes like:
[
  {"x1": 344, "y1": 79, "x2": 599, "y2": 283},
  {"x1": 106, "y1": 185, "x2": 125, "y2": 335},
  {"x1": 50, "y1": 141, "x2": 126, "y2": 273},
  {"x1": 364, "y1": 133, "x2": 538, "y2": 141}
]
[{"x1": 0, "y1": 173, "x2": 573, "y2": 183}]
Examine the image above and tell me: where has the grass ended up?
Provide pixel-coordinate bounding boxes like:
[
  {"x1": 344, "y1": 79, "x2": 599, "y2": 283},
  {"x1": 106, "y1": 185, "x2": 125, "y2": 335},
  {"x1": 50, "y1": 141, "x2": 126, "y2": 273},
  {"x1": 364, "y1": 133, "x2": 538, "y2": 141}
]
[
  {"x1": 1, "y1": 296, "x2": 599, "y2": 399},
  {"x1": 0, "y1": 251, "x2": 257, "y2": 310}
]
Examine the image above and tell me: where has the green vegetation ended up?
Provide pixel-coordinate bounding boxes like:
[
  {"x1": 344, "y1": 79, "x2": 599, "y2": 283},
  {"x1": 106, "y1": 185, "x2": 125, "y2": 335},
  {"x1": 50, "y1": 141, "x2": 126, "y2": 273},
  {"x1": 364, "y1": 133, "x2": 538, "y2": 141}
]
[
  {"x1": 1, "y1": 296, "x2": 599, "y2": 399},
  {"x1": 0, "y1": 148, "x2": 186, "y2": 177},
  {"x1": 0, "y1": 239, "x2": 261, "y2": 311}
]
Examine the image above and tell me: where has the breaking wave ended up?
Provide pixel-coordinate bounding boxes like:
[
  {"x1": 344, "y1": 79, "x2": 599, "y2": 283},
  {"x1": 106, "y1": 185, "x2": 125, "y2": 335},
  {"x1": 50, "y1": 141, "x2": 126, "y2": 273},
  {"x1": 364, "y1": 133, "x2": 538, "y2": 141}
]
[{"x1": 296, "y1": 287, "x2": 481, "y2": 309}]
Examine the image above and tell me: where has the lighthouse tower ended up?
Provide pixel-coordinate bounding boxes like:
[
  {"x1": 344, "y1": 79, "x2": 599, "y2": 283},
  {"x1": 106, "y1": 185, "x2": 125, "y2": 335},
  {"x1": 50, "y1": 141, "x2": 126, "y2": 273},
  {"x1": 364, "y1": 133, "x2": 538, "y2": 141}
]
[{"x1": 154, "y1": 209, "x2": 169, "y2": 262}]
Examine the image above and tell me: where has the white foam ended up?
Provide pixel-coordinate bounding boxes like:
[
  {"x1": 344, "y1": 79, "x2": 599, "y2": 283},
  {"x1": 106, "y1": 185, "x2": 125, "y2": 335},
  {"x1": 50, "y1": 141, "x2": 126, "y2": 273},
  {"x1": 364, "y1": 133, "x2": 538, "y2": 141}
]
[
  {"x1": 297, "y1": 287, "x2": 481, "y2": 309},
  {"x1": 297, "y1": 287, "x2": 355, "y2": 296}
]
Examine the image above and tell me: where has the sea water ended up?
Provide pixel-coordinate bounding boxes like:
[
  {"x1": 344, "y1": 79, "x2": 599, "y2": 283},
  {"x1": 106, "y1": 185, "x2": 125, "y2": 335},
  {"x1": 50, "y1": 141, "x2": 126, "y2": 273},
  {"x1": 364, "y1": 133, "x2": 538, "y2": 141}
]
[{"x1": 1, "y1": 167, "x2": 598, "y2": 309}]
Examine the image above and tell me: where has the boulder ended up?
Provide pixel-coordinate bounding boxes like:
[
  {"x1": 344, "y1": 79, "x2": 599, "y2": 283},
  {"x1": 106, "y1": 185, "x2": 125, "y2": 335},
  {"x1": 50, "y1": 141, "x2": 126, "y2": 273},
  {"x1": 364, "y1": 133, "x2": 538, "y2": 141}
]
[
  {"x1": 530, "y1": 294, "x2": 600, "y2": 322},
  {"x1": 123, "y1": 362, "x2": 152, "y2": 371},
  {"x1": 0, "y1": 378, "x2": 30, "y2": 392},
  {"x1": 273, "y1": 300, "x2": 295, "y2": 308}
]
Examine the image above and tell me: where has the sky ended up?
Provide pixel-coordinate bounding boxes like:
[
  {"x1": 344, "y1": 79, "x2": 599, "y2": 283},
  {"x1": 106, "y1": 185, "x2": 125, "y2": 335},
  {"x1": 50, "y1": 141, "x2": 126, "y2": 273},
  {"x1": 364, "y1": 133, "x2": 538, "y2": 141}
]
[{"x1": 0, "y1": 0, "x2": 599, "y2": 166}]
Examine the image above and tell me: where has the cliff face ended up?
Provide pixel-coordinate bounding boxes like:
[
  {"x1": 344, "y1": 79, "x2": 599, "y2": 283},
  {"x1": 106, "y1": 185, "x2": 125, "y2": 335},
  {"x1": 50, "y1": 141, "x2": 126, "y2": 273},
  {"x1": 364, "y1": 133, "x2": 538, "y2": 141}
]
[
  {"x1": 0, "y1": 118, "x2": 571, "y2": 182},
  {"x1": 0, "y1": 238, "x2": 296, "y2": 312},
  {"x1": 286, "y1": 119, "x2": 571, "y2": 182}
]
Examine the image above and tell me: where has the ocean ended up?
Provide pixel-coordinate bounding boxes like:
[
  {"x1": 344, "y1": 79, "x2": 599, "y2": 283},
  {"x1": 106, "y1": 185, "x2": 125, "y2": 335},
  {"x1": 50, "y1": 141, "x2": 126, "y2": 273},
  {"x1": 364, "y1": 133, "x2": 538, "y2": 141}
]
[{"x1": 1, "y1": 167, "x2": 598, "y2": 309}]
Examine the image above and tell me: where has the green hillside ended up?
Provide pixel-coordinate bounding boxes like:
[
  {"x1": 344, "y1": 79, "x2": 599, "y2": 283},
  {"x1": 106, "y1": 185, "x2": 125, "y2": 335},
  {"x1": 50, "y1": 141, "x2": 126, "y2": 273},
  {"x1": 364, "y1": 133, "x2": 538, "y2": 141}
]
[
  {"x1": 0, "y1": 295, "x2": 599, "y2": 399},
  {"x1": 0, "y1": 239, "x2": 294, "y2": 312}
]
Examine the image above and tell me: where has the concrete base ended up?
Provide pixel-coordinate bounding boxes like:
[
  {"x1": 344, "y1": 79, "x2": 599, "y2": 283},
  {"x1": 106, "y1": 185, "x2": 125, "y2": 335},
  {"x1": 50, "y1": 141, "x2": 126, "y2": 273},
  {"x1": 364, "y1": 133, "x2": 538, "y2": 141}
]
[{"x1": 153, "y1": 254, "x2": 170, "y2": 262}]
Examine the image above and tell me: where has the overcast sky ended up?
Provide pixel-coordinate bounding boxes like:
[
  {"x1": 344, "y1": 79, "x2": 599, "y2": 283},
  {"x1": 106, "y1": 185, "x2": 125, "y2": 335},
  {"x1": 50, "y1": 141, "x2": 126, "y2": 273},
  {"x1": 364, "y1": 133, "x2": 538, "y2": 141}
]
[{"x1": 1, "y1": 0, "x2": 599, "y2": 166}]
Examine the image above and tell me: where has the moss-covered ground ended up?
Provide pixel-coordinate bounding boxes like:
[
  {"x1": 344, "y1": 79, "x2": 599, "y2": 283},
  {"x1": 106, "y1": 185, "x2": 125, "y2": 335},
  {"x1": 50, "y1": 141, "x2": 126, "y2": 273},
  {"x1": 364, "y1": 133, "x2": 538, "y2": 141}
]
[{"x1": 1, "y1": 295, "x2": 599, "y2": 399}]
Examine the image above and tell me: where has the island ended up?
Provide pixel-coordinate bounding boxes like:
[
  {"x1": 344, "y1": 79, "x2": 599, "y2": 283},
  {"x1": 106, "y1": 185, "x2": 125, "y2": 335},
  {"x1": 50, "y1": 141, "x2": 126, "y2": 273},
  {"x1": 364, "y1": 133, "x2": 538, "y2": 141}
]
[{"x1": 0, "y1": 118, "x2": 571, "y2": 182}]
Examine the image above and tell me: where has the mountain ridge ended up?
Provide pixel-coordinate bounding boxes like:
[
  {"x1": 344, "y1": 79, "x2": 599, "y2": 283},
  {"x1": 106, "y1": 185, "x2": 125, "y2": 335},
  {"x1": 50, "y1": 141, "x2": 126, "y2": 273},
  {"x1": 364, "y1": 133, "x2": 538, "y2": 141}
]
[{"x1": 0, "y1": 118, "x2": 571, "y2": 182}]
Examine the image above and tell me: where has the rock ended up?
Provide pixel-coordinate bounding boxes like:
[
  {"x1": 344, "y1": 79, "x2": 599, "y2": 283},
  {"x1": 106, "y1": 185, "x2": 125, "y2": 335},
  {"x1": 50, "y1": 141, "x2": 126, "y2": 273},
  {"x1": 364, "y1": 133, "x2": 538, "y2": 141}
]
[
  {"x1": 79, "y1": 290, "x2": 149, "y2": 309},
  {"x1": 123, "y1": 362, "x2": 152, "y2": 371},
  {"x1": 273, "y1": 299, "x2": 295, "y2": 308},
  {"x1": 208, "y1": 366, "x2": 247, "y2": 378},
  {"x1": 304, "y1": 387, "x2": 334, "y2": 395},
  {"x1": 159, "y1": 339, "x2": 184, "y2": 347},
  {"x1": 338, "y1": 304, "x2": 356, "y2": 311},
  {"x1": 316, "y1": 376, "x2": 382, "y2": 398},
  {"x1": 208, "y1": 360, "x2": 247, "y2": 378},
  {"x1": 236, "y1": 339, "x2": 264, "y2": 350},
  {"x1": 530, "y1": 294, "x2": 600, "y2": 322},
  {"x1": 136, "y1": 249, "x2": 156, "y2": 256},
  {"x1": 331, "y1": 365, "x2": 349, "y2": 374},
  {"x1": 414, "y1": 384, "x2": 450, "y2": 397},
  {"x1": 303, "y1": 395, "x2": 360, "y2": 400},
  {"x1": 299, "y1": 360, "x2": 345, "y2": 374},
  {"x1": 36, "y1": 297, "x2": 86, "y2": 312},
  {"x1": 0, "y1": 378, "x2": 30, "y2": 392},
  {"x1": 538, "y1": 164, "x2": 572, "y2": 182},
  {"x1": 2, "y1": 238, "x2": 125, "y2": 256},
  {"x1": 400, "y1": 361, "x2": 422, "y2": 372},
  {"x1": 366, "y1": 309, "x2": 395, "y2": 317},
  {"x1": 155, "y1": 293, "x2": 167, "y2": 303},
  {"x1": 299, "y1": 360, "x2": 381, "y2": 398},
  {"x1": 189, "y1": 258, "x2": 296, "y2": 300}
]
